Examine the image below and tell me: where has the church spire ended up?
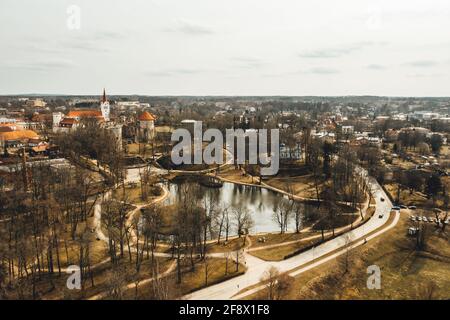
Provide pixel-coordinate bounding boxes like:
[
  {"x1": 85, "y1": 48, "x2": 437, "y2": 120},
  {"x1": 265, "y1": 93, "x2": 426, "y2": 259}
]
[{"x1": 102, "y1": 88, "x2": 107, "y2": 103}]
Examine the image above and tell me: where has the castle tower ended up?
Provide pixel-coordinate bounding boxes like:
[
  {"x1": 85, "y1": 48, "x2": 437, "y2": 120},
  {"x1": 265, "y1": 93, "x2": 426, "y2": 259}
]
[
  {"x1": 100, "y1": 88, "x2": 110, "y2": 122},
  {"x1": 137, "y1": 111, "x2": 156, "y2": 142}
]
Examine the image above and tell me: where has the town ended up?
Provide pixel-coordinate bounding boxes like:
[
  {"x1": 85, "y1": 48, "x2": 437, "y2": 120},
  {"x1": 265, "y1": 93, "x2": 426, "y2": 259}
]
[
  {"x1": 1, "y1": 0, "x2": 449, "y2": 307},
  {"x1": 0, "y1": 93, "x2": 448, "y2": 300}
]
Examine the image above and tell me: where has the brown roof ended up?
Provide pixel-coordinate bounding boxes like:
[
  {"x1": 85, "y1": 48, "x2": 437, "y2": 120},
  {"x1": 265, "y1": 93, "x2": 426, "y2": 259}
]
[
  {"x1": 31, "y1": 145, "x2": 48, "y2": 152},
  {"x1": 0, "y1": 130, "x2": 39, "y2": 141},
  {"x1": 138, "y1": 111, "x2": 156, "y2": 121},
  {"x1": 60, "y1": 118, "x2": 78, "y2": 125},
  {"x1": 67, "y1": 110, "x2": 103, "y2": 118}
]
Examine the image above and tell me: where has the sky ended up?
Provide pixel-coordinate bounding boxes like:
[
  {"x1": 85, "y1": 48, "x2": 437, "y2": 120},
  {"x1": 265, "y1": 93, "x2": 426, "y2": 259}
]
[{"x1": 1, "y1": 0, "x2": 450, "y2": 96}]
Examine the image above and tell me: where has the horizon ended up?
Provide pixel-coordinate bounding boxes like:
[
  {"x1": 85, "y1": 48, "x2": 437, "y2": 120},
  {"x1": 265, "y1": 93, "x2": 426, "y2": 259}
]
[{"x1": 2, "y1": 93, "x2": 450, "y2": 99}]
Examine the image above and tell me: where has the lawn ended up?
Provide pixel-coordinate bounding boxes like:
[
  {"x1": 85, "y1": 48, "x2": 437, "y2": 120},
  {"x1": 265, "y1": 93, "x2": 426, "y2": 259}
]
[
  {"x1": 120, "y1": 257, "x2": 246, "y2": 299},
  {"x1": 249, "y1": 237, "x2": 322, "y2": 261},
  {"x1": 247, "y1": 212, "x2": 450, "y2": 299}
]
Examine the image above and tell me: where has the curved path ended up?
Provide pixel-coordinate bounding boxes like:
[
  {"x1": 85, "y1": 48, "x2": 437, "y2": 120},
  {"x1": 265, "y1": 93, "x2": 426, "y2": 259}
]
[
  {"x1": 184, "y1": 168, "x2": 397, "y2": 300},
  {"x1": 91, "y1": 160, "x2": 397, "y2": 301}
]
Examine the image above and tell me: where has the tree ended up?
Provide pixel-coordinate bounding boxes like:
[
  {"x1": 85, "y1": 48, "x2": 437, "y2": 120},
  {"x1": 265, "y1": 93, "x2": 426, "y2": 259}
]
[
  {"x1": 430, "y1": 134, "x2": 443, "y2": 154},
  {"x1": 403, "y1": 170, "x2": 424, "y2": 195},
  {"x1": 339, "y1": 234, "x2": 353, "y2": 274},
  {"x1": 262, "y1": 266, "x2": 279, "y2": 300},
  {"x1": 272, "y1": 198, "x2": 293, "y2": 234},
  {"x1": 293, "y1": 202, "x2": 304, "y2": 233},
  {"x1": 233, "y1": 206, "x2": 253, "y2": 239},
  {"x1": 260, "y1": 266, "x2": 292, "y2": 300},
  {"x1": 425, "y1": 174, "x2": 442, "y2": 199}
]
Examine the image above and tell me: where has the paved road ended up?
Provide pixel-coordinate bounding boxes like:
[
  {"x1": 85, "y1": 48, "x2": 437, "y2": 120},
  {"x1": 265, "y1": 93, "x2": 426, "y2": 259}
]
[{"x1": 184, "y1": 168, "x2": 395, "y2": 300}]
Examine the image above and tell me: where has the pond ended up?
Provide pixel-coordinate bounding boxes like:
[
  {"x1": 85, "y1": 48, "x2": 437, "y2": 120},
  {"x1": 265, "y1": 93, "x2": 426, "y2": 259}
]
[{"x1": 164, "y1": 178, "x2": 321, "y2": 234}]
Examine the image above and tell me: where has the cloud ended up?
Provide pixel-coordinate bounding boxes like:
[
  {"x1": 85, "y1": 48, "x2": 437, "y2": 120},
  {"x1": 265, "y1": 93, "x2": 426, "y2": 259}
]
[
  {"x1": 307, "y1": 67, "x2": 340, "y2": 74},
  {"x1": 406, "y1": 60, "x2": 437, "y2": 67},
  {"x1": 299, "y1": 42, "x2": 387, "y2": 59},
  {"x1": 230, "y1": 57, "x2": 265, "y2": 69},
  {"x1": 367, "y1": 64, "x2": 386, "y2": 70},
  {"x1": 2, "y1": 59, "x2": 77, "y2": 72},
  {"x1": 145, "y1": 68, "x2": 205, "y2": 77},
  {"x1": 407, "y1": 73, "x2": 444, "y2": 78},
  {"x1": 163, "y1": 19, "x2": 214, "y2": 35}
]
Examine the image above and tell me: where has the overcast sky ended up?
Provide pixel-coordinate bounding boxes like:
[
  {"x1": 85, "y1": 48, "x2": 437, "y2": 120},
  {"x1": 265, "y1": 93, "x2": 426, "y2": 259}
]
[{"x1": 1, "y1": 0, "x2": 450, "y2": 96}]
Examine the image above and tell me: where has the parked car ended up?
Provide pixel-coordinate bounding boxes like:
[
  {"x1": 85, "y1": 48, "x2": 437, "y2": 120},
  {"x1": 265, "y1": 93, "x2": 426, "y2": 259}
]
[
  {"x1": 410, "y1": 216, "x2": 416, "y2": 221},
  {"x1": 417, "y1": 216, "x2": 422, "y2": 221},
  {"x1": 392, "y1": 206, "x2": 401, "y2": 211},
  {"x1": 408, "y1": 206, "x2": 417, "y2": 210},
  {"x1": 400, "y1": 205, "x2": 407, "y2": 209},
  {"x1": 422, "y1": 217, "x2": 428, "y2": 222}
]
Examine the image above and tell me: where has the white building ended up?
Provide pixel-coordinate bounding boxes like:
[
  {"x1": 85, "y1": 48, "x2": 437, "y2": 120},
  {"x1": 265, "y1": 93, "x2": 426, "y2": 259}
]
[{"x1": 341, "y1": 125, "x2": 354, "y2": 135}]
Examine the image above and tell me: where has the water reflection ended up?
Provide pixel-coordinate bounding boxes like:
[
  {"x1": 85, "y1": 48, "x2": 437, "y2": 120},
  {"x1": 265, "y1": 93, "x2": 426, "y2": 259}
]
[{"x1": 165, "y1": 180, "x2": 318, "y2": 234}]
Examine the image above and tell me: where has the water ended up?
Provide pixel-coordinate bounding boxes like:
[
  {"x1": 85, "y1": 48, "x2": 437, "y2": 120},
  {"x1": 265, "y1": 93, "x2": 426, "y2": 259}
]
[{"x1": 164, "y1": 179, "x2": 316, "y2": 234}]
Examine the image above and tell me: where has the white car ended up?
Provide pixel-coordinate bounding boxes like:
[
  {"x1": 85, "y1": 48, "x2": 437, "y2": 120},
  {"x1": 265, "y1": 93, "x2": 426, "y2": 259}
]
[
  {"x1": 422, "y1": 217, "x2": 428, "y2": 222},
  {"x1": 417, "y1": 216, "x2": 422, "y2": 221}
]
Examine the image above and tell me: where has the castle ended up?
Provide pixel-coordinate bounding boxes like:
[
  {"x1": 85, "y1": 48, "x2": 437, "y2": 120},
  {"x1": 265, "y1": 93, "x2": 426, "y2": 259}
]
[{"x1": 52, "y1": 89, "x2": 122, "y2": 147}]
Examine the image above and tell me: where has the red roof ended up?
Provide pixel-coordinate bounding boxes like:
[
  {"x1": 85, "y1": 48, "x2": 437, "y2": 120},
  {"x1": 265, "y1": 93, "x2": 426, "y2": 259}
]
[
  {"x1": 67, "y1": 110, "x2": 103, "y2": 118},
  {"x1": 0, "y1": 130, "x2": 39, "y2": 141},
  {"x1": 138, "y1": 111, "x2": 156, "y2": 121}
]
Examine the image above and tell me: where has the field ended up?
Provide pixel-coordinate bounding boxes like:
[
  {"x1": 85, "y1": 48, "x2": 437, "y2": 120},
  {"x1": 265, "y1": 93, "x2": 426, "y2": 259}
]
[{"x1": 247, "y1": 211, "x2": 450, "y2": 299}]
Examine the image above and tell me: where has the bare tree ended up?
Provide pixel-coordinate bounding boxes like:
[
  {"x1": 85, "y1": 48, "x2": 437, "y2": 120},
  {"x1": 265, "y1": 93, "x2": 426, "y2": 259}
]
[
  {"x1": 273, "y1": 198, "x2": 293, "y2": 234},
  {"x1": 233, "y1": 206, "x2": 253, "y2": 240},
  {"x1": 262, "y1": 266, "x2": 279, "y2": 300}
]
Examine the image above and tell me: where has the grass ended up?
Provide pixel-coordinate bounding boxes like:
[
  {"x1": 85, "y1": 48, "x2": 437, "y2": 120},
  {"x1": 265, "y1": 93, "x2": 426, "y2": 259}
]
[
  {"x1": 120, "y1": 257, "x2": 246, "y2": 299},
  {"x1": 176, "y1": 258, "x2": 246, "y2": 295},
  {"x1": 206, "y1": 237, "x2": 246, "y2": 253},
  {"x1": 247, "y1": 212, "x2": 450, "y2": 300},
  {"x1": 264, "y1": 174, "x2": 322, "y2": 199},
  {"x1": 4, "y1": 245, "x2": 173, "y2": 300},
  {"x1": 112, "y1": 184, "x2": 162, "y2": 205},
  {"x1": 312, "y1": 214, "x2": 359, "y2": 231},
  {"x1": 384, "y1": 183, "x2": 445, "y2": 208},
  {"x1": 249, "y1": 232, "x2": 315, "y2": 249},
  {"x1": 249, "y1": 237, "x2": 322, "y2": 261},
  {"x1": 217, "y1": 167, "x2": 255, "y2": 184}
]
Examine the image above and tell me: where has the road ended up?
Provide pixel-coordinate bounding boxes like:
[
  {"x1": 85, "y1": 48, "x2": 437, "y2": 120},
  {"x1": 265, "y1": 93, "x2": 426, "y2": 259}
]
[{"x1": 184, "y1": 168, "x2": 396, "y2": 300}]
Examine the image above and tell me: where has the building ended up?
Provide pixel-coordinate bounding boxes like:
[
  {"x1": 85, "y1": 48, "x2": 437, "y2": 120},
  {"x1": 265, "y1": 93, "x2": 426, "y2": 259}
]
[
  {"x1": 52, "y1": 89, "x2": 122, "y2": 148},
  {"x1": 0, "y1": 126, "x2": 40, "y2": 151},
  {"x1": 341, "y1": 125, "x2": 354, "y2": 135},
  {"x1": 53, "y1": 89, "x2": 111, "y2": 133},
  {"x1": 26, "y1": 98, "x2": 47, "y2": 108},
  {"x1": 137, "y1": 111, "x2": 156, "y2": 142},
  {"x1": 116, "y1": 101, "x2": 151, "y2": 111}
]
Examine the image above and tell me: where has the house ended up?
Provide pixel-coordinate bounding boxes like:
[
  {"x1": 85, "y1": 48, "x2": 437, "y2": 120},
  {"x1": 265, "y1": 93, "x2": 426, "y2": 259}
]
[
  {"x1": 0, "y1": 128, "x2": 40, "y2": 151},
  {"x1": 341, "y1": 125, "x2": 354, "y2": 135},
  {"x1": 53, "y1": 89, "x2": 111, "y2": 133}
]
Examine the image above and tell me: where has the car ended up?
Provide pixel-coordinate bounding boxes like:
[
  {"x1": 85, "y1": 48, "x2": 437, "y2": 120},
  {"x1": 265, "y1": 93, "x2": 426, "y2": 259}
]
[
  {"x1": 380, "y1": 197, "x2": 385, "y2": 202},
  {"x1": 422, "y1": 217, "x2": 428, "y2": 222},
  {"x1": 410, "y1": 216, "x2": 416, "y2": 221},
  {"x1": 417, "y1": 216, "x2": 422, "y2": 221},
  {"x1": 400, "y1": 205, "x2": 407, "y2": 209},
  {"x1": 408, "y1": 206, "x2": 417, "y2": 210},
  {"x1": 429, "y1": 217, "x2": 436, "y2": 223},
  {"x1": 392, "y1": 206, "x2": 401, "y2": 211}
]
